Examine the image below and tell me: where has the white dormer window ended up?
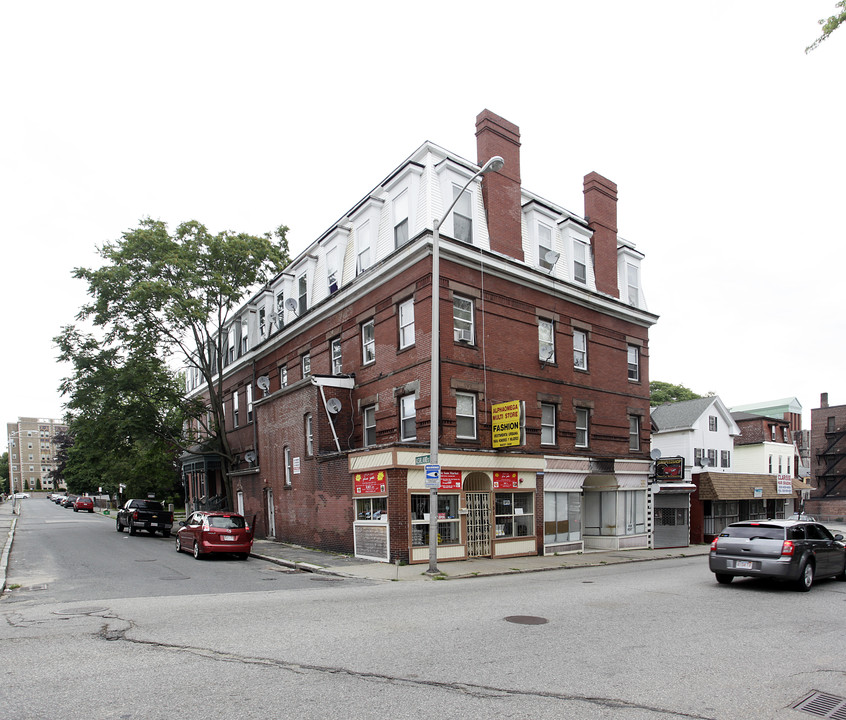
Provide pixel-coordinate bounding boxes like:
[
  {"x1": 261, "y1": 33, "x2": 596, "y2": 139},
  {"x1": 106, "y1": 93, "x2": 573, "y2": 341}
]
[
  {"x1": 274, "y1": 292, "x2": 285, "y2": 329},
  {"x1": 627, "y1": 263, "x2": 640, "y2": 306},
  {"x1": 326, "y1": 246, "x2": 339, "y2": 294},
  {"x1": 538, "y1": 223, "x2": 554, "y2": 270},
  {"x1": 226, "y1": 326, "x2": 236, "y2": 364},
  {"x1": 259, "y1": 307, "x2": 266, "y2": 338},
  {"x1": 240, "y1": 318, "x2": 249, "y2": 354},
  {"x1": 357, "y1": 220, "x2": 372, "y2": 273},
  {"x1": 298, "y1": 274, "x2": 308, "y2": 315},
  {"x1": 452, "y1": 186, "x2": 472, "y2": 242},
  {"x1": 394, "y1": 190, "x2": 409, "y2": 248},
  {"x1": 573, "y1": 241, "x2": 587, "y2": 284}
]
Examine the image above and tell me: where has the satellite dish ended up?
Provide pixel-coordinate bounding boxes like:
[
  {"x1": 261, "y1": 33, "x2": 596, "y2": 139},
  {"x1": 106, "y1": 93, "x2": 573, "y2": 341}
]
[
  {"x1": 544, "y1": 250, "x2": 560, "y2": 267},
  {"x1": 326, "y1": 398, "x2": 342, "y2": 414},
  {"x1": 256, "y1": 375, "x2": 270, "y2": 394},
  {"x1": 650, "y1": 449, "x2": 662, "y2": 461},
  {"x1": 244, "y1": 451, "x2": 257, "y2": 464},
  {"x1": 285, "y1": 297, "x2": 299, "y2": 313}
]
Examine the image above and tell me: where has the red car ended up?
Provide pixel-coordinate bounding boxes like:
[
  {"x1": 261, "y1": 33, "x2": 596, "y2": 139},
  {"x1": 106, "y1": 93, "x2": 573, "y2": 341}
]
[
  {"x1": 73, "y1": 496, "x2": 95, "y2": 513},
  {"x1": 175, "y1": 511, "x2": 253, "y2": 560}
]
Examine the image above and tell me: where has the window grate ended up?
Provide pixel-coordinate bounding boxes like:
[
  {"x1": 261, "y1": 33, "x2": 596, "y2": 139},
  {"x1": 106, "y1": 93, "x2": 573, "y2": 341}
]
[{"x1": 793, "y1": 691, "x2": 846, "y2": 719}]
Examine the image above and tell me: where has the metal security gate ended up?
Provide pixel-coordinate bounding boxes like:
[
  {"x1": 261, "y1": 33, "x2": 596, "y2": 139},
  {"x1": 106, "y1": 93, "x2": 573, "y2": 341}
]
[{"x1": 466, "y1": 492, "x2": 491, "y2": 557}]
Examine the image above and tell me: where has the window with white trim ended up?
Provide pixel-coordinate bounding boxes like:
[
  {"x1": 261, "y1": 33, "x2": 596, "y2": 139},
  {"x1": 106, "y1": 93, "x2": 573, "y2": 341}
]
[
  {"x1": 298, "y1": 275, "x2": 308, "y2": 315},
  {"x1": 629, "y1": 415, "x2": 640, "y2": 451},
  {"x1": 232, "y1": 389, "x2": 240, "y2": 428},
  {"x1": 226, "y1": 326, "x2": 236, "y2": 364},
  {"x1": 362, "y1": 320, "x2": 375, "y2": 364},
  {"x1": 302, "y1": 353, "x2": 311, "y2": 378},
  {"x1": 357, "y1": 220, "x2": 372, "y2": 273},
  {"x1": 259, "y1": 307, "x2": 266, "y2": 338},
  {"x1": 541, "y1": 403, "x2": 556, "y2": 445},
  {"x1": 284, "y1": 446, "x2": 292, "y2": 486},
  {"x1": 627, "y1": 345, "x2": 639, "y2": 381},
  {"x1": 721, "y1": 450, "x2": 730, "y2": 468},
  {"x1": 453, "y1": 296, "x2": 474, "y2": 343},
  {"x1": 411, "y1": 494, "x2": 460, "y2": 546},
  {"x1": 544, "y1": 491, "x2": 581, "y2": 543},
  {"x1": 326, "y1": 247, "x2": 339, "y2": 294},
  {"x1": 246, "y1": 383, "x2": 253, "y2": 423},
  {"x1": 627, "y1": 263, "x2": 640, "y2": 305},
  {"x1": 538, "y1": 223, "x2": 554, "y2": 270},
  {"x1": 330, "y1": 338, "x2": 342, "y2": 375},
  {"x1": 495, "y1": 492, "x2": 534, "y2": 538},
  {"x1": 573, "y1": 330, "x2": 588, "y2": 370},
  {"x1": 455, "y1": 392, "x2": 477, "y2": 440},
  {"x1": 575, "y1": 408, "x2": 589, "y2": 448},
  {"x1": 394, "y1": 190, "x2": 409, "y2": 248},
  {"x1": 305, "y1": 413, "x2": 313, "y2": 456},
  {"x1": 240, "y1": 318, "x2": 249, "y2": 354},
  {"x1": 453, "y1": 186, "x2": 472, "y2": 242},
  {"x1": 709, "y1": 416, "x2": 718, "y2": 432},
  {"x1": 399, "y1": 299, "x2": 415, "y2": 349},
  {"x1": 400, "y1": 394, "x2": 416, "y2": 441},
  {"x1": 356, "y1": 496, "x2": 387, "y2": 521},
  {"x1": 279, "y1": 365, "x2": 288, "y2": 389},
  {"x1": 539, "y1": 319, "x2": 554, "y2": 363},
  {"x1": 363, "y1": 405, "x2": 376, "y2": 447},
  {"x1": 573, "y1": 240, "x2": 587, "y2": 283}
]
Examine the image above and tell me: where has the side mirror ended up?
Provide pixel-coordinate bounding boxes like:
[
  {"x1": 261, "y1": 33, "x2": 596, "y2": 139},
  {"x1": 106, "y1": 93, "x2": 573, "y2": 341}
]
[
  {"x1": 179, "y1": 521, "x2": 186, "y2": 527},
  {"x1": 834, "y1": 533, "x2": 844, "y2": 541}
]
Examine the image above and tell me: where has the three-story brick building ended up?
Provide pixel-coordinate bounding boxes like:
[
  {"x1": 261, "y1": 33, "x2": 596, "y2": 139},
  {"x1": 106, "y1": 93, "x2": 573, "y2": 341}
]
[{"x1": 182, "y1": 110, "x2": 659, "y2": 563}]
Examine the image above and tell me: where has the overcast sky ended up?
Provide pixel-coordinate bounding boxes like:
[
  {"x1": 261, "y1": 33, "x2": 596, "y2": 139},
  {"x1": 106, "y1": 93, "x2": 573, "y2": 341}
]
[{"x1": 2, "y1": 1, "x2": 844, "y2": 451}]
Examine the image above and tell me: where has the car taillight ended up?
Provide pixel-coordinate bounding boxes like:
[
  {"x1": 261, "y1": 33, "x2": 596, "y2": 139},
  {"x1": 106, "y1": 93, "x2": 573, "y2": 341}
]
[
  {"x1": 710, "y1": 537, "x2": 718, "y2": 551},
  {"x1": 781, "y1": 540, "x2": 795, "y2": 556},
  {"x1": 132, "y1": 511, "x2": 139, "y2": 520}
]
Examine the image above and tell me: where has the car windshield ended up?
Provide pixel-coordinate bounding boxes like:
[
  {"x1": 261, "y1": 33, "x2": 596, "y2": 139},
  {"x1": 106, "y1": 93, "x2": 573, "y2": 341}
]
[
  {"x1": 720, "y1": 525, "x2": 784, "y2": 540},
  {"x1": 208, "y1": 515, "x2": 246, "y2": 530}
]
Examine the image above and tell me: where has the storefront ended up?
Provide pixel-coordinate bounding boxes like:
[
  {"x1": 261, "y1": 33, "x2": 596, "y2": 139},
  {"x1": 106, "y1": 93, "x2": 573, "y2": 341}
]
[
  {"x1": 691, "y1": 472, "x2": 810, "y2": 543},
  {"x1": 349, "y1": 449, "x2": 543, "y2": 564},
  {"x1": 651, "y1": 483, "x2": 696, "y2": 548}
]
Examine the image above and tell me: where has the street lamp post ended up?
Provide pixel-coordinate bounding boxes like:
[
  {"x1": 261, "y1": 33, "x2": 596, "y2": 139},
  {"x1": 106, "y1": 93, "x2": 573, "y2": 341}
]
[{"x1": 428, "y1": 155, "x2": 504, "y2": 574}]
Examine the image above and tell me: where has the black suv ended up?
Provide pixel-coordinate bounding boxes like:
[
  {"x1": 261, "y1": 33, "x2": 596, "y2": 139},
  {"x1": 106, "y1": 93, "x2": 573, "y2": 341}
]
[{"x1": 709, "y1": 520, "x2": 846, "y2": 591}]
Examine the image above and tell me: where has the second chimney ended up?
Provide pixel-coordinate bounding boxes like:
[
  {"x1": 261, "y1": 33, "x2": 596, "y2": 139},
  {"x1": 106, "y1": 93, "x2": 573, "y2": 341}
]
[{"x1": 583, "y1": 171, "x2": 620, "y2": 299}]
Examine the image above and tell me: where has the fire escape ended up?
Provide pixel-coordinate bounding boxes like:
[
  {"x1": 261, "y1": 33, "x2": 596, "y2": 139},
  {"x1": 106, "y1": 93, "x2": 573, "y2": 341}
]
[{"x1": 816, "y1": 427, "x2": 846, "y2": 498}]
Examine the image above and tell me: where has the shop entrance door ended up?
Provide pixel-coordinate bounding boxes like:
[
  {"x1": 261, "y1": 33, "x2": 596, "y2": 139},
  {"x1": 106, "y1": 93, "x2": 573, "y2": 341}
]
[
  {"x1": 265, "y1": 488, "x2": 276, "y2": 539},
  {"x1": 466, "y1": 492, "x2": 491, "y2": 557}
]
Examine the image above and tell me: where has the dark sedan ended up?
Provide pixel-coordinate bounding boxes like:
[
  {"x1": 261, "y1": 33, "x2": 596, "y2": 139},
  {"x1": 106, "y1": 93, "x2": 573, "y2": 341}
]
[{"x1": 709, "y1": 519, "x2": 846, "y2": 591}]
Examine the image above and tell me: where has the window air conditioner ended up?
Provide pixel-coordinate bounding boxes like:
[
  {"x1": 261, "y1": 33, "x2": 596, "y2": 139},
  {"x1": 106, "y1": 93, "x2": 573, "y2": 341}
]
[{"x1": 457, "y1": 329, "x2": 472, "y2": 343}]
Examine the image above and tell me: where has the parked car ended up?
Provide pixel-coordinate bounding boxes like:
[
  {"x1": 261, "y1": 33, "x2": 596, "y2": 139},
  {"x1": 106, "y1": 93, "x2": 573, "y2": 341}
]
[
  {"x1": 709, "y1": 519, "x2": 846, "y2": 591},
  {"x1": 175, "y1": 511, "x2": 253, "y2": 560},
  {"x1": 116, "y1": 499, "x2": 174, "y2": 537},
  {"x1": 61, "y1": 495, "x2": 78, "y2": 508},
  {"x1": 13, "y1": 493, "x2": 30, "y2": 499},
  {"x1": 73, "y1": 496, "x2": 95, "y2": 513},
  {"x1": 53, "y1": 494, "x2": 67, "y2": 504}
]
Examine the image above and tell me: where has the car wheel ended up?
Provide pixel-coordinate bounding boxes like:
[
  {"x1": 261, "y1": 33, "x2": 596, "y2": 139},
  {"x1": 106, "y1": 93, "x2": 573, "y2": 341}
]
[
  {"x1": 116, "y1": 519, "x2": 122, "y2": 532},
  {"x1": 237, "y1": 553, "x2": 249, "y2": 561},
  {"x1": 129, "y1": 520, "x2": 137, "y2": 536},
  {"x1": 175, "y1": 536, "x2": 182, "y2": 553},
  {"x1": 715, "y1": 573, "x2": 733, "y2": 585},
  {"x1": 193, "y1": 541, "x2": 202, "y2": 560},
  {"x1": 796, "y1": 561, "x2": 814, "y2": 592}
]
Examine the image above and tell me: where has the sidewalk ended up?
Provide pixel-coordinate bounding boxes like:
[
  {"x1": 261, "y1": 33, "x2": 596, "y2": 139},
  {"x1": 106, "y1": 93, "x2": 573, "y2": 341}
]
[{"x1": 0, "y1": 497, "x2": 20, "y2": 592}]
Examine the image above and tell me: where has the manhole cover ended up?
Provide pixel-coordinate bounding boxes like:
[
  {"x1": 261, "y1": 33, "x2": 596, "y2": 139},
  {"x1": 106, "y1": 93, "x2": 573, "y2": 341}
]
[
  {"x1": 52, "y1": 606, "x2": 109, "y2": 616},
  {"x1": 504, "y1": 615, "x2": 548, "y2": 625},
  {"x1": 792, "y1": 691, "x2": 846, "y2": 719}
]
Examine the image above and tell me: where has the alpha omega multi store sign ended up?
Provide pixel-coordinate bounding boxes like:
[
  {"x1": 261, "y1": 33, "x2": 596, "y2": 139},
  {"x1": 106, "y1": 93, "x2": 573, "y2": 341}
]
[{"x1": 492, "y1": 401, "x2": 522, "y2": 448}]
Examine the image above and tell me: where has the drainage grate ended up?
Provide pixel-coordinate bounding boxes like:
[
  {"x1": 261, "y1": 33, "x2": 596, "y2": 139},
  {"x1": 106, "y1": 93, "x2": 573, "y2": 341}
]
[
  {"x1": 504, "y1": 615, "x2": 548, "y2": 625},
  {"x1": 793, "y1": 691, "x2": 846, "y2": 719}
]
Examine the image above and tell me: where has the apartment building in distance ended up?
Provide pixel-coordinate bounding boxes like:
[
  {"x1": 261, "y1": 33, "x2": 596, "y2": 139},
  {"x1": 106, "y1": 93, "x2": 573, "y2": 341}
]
[
  {"x1": 182, "y1": 109, "x2": 659, "y2": 564},
  {"x1": 6, "y1": 417, "x2": 68, "y2": 493}
]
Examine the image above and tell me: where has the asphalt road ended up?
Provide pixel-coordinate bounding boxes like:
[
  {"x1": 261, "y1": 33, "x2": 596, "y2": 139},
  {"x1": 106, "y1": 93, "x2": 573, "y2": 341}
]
[{"x1": 2, "y1": 498, "x2": 846, "y2": 720}]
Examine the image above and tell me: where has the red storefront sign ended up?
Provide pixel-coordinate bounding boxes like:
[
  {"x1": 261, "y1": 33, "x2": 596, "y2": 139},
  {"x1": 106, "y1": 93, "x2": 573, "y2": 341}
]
[
  {"x1": 493, "y1": 471, "x2": 518, "y2": 489},
  {"x1": 440, "y1": 470, "x2": 462, "y2": 490},
  {"x1": 353, "y1": 470, "x2": 387, "y2": 495}
]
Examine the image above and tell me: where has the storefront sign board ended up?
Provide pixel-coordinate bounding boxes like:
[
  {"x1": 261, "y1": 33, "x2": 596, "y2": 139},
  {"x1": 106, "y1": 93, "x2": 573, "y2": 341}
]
[
  {"x1": 492, "y1": 401, "x2": 522, "y2": 448},
  {"x1": 776, "y1": 475, "x2": 793, "y2": 495},
  {"x1": 493, "y1": 471, "x2": 518, "y2": 489},
  {"x1": 354, "y1": 470, "x2": 387, "y2": 495},
  {"x1": 440, "y1": 470, "x2": 462, "y2": 490}
]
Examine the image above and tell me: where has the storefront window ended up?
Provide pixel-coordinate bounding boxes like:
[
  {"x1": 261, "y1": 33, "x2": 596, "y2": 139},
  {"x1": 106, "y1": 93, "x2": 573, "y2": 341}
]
[
  {"x1": 543, "y1": 491, "x2": 581, "y2": 543},
  {"x1": 356, "y1": 497, "x2": 387, "y2": 521},
  {"x1": 410, "y1": 494, "x2": 460, "y2": 546},
  {"x1": 494, "y1": 492, "x2": 534, "y2": 538},
  {"x1": 585, "y1": 491, "x2": 645, "y2": 536}
]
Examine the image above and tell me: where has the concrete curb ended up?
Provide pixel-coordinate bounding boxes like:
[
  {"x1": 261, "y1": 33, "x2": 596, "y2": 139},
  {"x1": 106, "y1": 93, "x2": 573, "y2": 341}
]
[{"x1": 0, "y1": 513, "x2": 18, "y2": 594}]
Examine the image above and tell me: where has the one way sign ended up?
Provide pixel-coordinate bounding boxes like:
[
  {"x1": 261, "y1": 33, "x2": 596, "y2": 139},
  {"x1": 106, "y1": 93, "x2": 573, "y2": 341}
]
[{"x1": 424, "y1": 464, "x2": 440, "y2": 488}]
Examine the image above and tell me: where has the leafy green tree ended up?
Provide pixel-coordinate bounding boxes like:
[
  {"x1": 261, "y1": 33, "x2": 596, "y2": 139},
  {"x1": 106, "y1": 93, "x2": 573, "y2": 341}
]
[
  {"x1": 56, "y1": 326, "x2": 186, "y2": 503},
  {"x1": 72, "y1": 218, "x2": 289, "y2": 509},
  {"x1": 807, "y1": 1, "x2": 846, "y2": 52},
  {"x1": 650, "y1": 381, "x2": 708, "y2": 406},
  {"x1": 0, "y1": 451, "x2": 9, "y2": 494}
]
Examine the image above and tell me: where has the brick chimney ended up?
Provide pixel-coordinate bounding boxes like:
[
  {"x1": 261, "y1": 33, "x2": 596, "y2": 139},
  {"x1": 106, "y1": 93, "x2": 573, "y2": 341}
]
[
  {"x1": 821, "y1": 392, "x2": 829, "y2": 408},
  {"x1": 475, "y1": 109, "x2": 523, "y2": 261},
  {"x1": 583, "y1": 172, "x2": 620, "y2": 298}
]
